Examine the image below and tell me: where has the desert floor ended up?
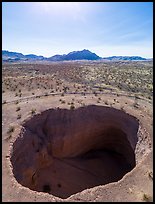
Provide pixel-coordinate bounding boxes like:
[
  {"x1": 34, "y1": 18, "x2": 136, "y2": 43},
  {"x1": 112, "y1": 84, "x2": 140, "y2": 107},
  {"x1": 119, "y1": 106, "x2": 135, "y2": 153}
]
[{"x1": 2, "y1": 61, "x2": 153, "y2": 202}]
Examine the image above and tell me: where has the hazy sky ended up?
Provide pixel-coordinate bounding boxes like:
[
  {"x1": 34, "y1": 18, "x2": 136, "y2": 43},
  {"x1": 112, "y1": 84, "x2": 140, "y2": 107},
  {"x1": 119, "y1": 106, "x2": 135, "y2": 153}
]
[{"x1": 2, "y1": 2, "x2": 153, "y2": 58}]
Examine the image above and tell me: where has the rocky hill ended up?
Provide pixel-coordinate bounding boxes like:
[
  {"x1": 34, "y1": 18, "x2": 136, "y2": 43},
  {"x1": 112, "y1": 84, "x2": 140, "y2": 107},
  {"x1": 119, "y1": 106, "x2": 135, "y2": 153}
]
[{"x1": 2, "y1": 50, "x2": 149, "y2": 62}]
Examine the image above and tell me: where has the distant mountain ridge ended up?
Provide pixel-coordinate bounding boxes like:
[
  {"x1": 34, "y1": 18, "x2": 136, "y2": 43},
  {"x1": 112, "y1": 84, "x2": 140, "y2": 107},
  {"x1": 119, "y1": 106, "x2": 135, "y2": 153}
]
[
  {"x1": 102, "y1": 56, "x2": 147, "y2": 61},
  {"x1": 48, "y1": 49, "x2": 101, "y2": 61},
  {"x1": 2, "y1": 50, "x2": 45, "y2": 62},
  {"x1": 2, "y1": 49, "x2": 149, "y2": 62}
]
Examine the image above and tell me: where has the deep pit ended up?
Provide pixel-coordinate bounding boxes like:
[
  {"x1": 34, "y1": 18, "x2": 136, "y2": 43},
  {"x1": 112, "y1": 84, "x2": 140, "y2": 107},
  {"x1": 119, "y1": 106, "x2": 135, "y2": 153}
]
[{"x1": 10, "y1": 105, "x2": 140, "y2": 199}]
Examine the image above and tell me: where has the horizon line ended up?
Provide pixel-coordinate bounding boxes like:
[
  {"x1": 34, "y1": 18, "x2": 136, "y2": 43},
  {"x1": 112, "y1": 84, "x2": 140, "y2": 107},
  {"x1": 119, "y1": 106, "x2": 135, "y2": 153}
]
[{"x1": 2, "y1": 49, "x2": 152, "y2": 59}]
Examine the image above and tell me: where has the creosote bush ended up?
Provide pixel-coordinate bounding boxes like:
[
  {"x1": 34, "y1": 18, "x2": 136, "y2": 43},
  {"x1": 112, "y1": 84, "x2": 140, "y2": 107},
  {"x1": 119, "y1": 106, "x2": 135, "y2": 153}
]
[
  {"x1": 7, "y1": 126, "x2": 15, "y2": 134},
  {"x1": 16, "y1": 107, "x2": 21, "y2": 112},
  {"x1": 31, "y1": 108, "x2": 36, "y2": 115},
  {"x1": 70, "y1": 104, "x2": 75, "y2": 110}
]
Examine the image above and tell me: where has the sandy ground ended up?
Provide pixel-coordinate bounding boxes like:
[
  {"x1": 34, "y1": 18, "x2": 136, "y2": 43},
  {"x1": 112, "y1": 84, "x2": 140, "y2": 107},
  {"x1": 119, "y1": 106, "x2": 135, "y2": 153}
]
[{"x1": 2, "y1": 92, "x2": 153, "y2": 202}]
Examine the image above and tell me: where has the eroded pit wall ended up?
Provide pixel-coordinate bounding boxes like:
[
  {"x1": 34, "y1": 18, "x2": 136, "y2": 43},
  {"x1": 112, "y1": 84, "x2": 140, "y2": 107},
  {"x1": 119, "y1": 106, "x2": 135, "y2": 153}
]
[{"x1": 10, "y1": 105, "x2": 143, "y2": 198}]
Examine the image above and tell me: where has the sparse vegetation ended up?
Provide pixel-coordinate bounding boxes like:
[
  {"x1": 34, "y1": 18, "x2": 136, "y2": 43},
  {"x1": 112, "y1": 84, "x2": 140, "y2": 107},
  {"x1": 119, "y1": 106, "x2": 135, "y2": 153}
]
[
  {"x1": 16, "y1": 106, "x2": 21, "y2": 112},
  {"x1": 2, "y1": 61, "x2": 152, "y2": 100},
  {"x1": 60, "y1": 99, "x2": 65, "y2": 104},
  {"x1": 7, "y1": 126, "x2": 15, "y2": 134},
  {"x1": 148, "y1": 171, "x2": 153, "y2": 180},
  {"x1": 31, "y1": 108, "x2": 36, "y2": 115},
  {"x1": 44, "y1": 92, "x2": 48, "y2": 96},
  {"x1": 3, "y1": 100, "x2": 6, "y2": 104},
  {"x1": 120, "y1": 106, "x2": 125, "y2": 111},
  {"x1": 105, "y1": 100, "x2": 108, "y2": 105},
  {"x1": 2, "y1": 60, "x2": 153, "y2": 202},
  {"x1": 70, "y1": 104, "x2": 75, "y2": 110},
  {"x1": 17, "y1": 114, "x2": 21, "y2": 119},
  {"x1": 142, "y1": 193, "x2": 152, "y2": 202},
  {"x1": 133, "y1": 101, "x2": 139, "y2": 109}
]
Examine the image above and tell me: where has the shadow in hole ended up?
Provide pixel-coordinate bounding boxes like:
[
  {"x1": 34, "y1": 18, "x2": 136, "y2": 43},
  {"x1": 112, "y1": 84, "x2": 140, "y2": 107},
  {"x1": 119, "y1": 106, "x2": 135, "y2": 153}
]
[{"x1": 33, "y1": 142, "x2": 135, "y2": 199}]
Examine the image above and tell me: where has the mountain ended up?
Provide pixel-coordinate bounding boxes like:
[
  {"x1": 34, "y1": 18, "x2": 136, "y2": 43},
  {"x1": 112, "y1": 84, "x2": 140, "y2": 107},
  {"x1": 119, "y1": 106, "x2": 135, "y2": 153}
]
[
  {"x1": 102, "y1": 56, "x2": 147, "y2": 61},
  {"x1": 2, "y1": 49, "x2": 101, "y2": 62},
  {"x1": 47, "y1": 54, "x2": 65, "y2": 61},
  {"x1": 25, "y1": 54, "x2": 45, "y2": 60},
  {"x1": 2, "y1": 50, "x2": 45, "y2": 62},
  {"x1": 2, "y1": 50, "x2": 24, "y2": 58},
  {"x1": 2, "y1": 50, "x2": 25, "y2": 61},
  {"x1": 64, "y1": 49, "x2": 101, "y2": 60},
  {"x1": 2, "y1": 50, "x2": 150, "y2": 62},
  {"x1": 48, "y1": 49, "x2": 101, "y2": 61}
]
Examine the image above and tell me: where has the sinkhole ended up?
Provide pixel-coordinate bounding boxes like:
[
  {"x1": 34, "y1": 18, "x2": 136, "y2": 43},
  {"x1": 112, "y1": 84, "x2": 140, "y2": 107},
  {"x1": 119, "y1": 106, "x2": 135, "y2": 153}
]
[{"x1": 10, "y1": 105, "x2": 139, "y2": 199}]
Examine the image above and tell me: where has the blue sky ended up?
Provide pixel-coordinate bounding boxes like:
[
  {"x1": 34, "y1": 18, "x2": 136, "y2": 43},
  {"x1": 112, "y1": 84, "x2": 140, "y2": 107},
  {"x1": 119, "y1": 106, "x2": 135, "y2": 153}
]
[{"x1": 2, "y1": 2, "x2": 153, "y2": 58}]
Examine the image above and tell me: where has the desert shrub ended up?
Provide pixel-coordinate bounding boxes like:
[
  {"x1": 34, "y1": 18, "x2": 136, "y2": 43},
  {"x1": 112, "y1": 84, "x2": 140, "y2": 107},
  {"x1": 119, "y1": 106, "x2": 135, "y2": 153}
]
[
  {"x1": 70, "y1": 104, "x2": 75, "y2": 110},
  {"x1": 135, "y1": 95, "x2": 140, "y2": 100},
  {"x1": 105, "y1": 100, "x2": 108, "y2": 105},
  {"x1": 148, "y1": 171, "x2": 153, "y2": 180},
  {"x1": 93, "y1": 91, "x2": 97, "y2": 96},
  {"x1": 63, "y1": 86, "x2": 68, "y2": 93},
  {"x1": 36, "y1": 95, "x2": 41, "y2": 98},
  {"x1": 143, "y1": 193, "x2": 152, "y2": 202},
  {"x1": 133, "y1": 102, "x2": 139, "y2": 109},
  {"x1": 17, "y1": 114, "x2": 21, "y2": 119},
  {"x1": 16, "y1": 106, "x2": 21, "y2": 112},
  {"x1": 44, "y1": 92, "x2": 48, "y2": 96},
  {"x1": 99, "y1": 87, "x2": 103, "y2": 92},
  {"x1": 3, "y1": 100, "x2": 6, "y2": 104},
  {"x1": 31, "y1": 108, "x2": 36, "y2": 115},
  {"x1": 82, "y1": 92, "x2": 86, "y2": 96},
  {"x1": 7, "y1": 126, "x2": 15, "y2": 134},
  {"x1": 120, "y1": 106, "x2": 125, "y2": 112}
]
